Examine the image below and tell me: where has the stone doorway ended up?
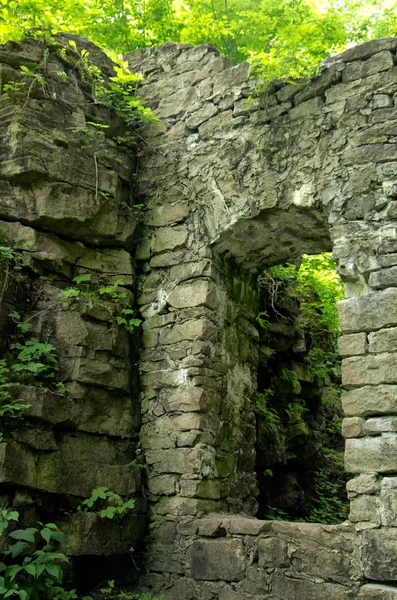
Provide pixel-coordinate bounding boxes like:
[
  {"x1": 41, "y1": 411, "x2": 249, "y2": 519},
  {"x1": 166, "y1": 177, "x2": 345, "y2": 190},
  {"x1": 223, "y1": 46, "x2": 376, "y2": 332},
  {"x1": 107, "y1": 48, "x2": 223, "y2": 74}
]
[{"x1": 254, "y1": 253, "x2": 347, "y2": 523}]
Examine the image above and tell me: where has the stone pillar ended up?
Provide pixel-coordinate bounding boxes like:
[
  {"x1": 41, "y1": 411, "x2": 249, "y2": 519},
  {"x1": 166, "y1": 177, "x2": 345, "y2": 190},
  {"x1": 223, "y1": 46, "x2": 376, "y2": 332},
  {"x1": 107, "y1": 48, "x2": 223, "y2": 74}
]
[
  {"x1": 137, "y1": 215, "x2": 261, "y2": 582},
  {"x1": 334, "y1": 220, "x2": 397, "y2": 569}
]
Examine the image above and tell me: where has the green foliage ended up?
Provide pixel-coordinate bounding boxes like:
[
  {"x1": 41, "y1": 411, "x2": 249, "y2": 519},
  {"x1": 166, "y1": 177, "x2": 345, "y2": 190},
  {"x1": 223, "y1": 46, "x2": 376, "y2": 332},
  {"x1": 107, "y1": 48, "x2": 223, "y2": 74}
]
[
  {"x1": 78, "y1": 487, "x2": 135, "y2": 520},
  {"x1": 1, "y1": 0, "x2": 397, "y2": 85},
  {"x1": 0, "y1": 508, "x2": 92, "y2": 600},
  {"x1": 61, "y1": 274, "x2": 142, "y2": 334},
  {"x1": 8, "y1": 312, "x2": 59, "y2": 384},
  {"x1": 257, "y1": 252, "x2": 347, "y2": 524},
  {"x1": 307, "y1": 447, "x2": 349, "y2": 524},
  {"x1": 260, "y1": 253, "x2": 343, "y2": 340},
  {"x1": 99, "y1": 580, "x2": 164, "y2": 600},
  {"x1": 0, "y1": 309, "x2": 60, "y2": 420}
]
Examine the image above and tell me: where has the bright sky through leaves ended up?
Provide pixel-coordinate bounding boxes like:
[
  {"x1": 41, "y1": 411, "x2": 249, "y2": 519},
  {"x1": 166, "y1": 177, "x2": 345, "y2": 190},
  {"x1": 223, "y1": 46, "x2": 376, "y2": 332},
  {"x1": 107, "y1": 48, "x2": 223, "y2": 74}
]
[{"x1": 0, "y1": 1, "x2": 396, "y2": 79}]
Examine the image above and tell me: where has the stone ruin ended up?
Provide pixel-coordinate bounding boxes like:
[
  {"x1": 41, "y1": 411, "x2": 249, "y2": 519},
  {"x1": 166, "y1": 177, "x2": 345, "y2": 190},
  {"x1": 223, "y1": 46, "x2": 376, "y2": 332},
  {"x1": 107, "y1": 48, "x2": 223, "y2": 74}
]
[{"x1": 1, "y1": 32, "x2": 397, "y2": 599}]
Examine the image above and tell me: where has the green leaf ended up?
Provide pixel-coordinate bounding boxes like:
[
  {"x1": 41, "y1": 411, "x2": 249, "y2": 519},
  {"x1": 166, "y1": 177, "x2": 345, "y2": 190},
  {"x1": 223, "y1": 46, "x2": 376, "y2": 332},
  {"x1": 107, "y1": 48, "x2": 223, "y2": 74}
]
[
  {"x1": 6, "y1": 564, "x2": 23, "y2": 581},
  {"x1": 45, "y1": 562, "x2": 62, "y2": 581},
  {"x1": 40, "y1": 528, "x2": 51, "y2": 544},
  {"x1": 7, "y1": 541, "x2": 30, "y2": 558},
  {"x1": 24, "y1": 563, "x2": 36, "y2": 577}
]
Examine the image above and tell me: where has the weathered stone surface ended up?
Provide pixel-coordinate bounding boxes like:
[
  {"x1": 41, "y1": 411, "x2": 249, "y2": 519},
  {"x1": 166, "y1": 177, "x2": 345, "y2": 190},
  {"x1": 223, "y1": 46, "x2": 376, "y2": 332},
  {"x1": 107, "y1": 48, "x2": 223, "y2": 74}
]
[
  {"x1": 168, "y1": 279, "x2": 218, "y2": 309},
  {"x1": 342, "y1": 51, "x2": 395, "y2": 83},
  {"x1": 346, "y1": 473, "x2": 380, "y2": 495},
  {"x1": 153, "y1": 226, "x2": 188, "y2": 253},
  {"x1": 342, "y1": 417, "x2": 366, "y2": 438},
  {"x1": 366, "y1": 417, "x2": 397, "y2": 434},
  {"x1": 342, "y1": 385, "x2": 397, "y2": 416},
  {"x1": 338, "y1": 332, "x2": 367, "y2": 357},
  {"x1": 60, "y1": 512, "x2": 146, "y2": 556},
  {"x1": 359, "y1": 584, "x2": 397, "y2": 599},
  {"x1": 349, "y1": 495, "x2": 380, "y2": 523},
  {"x1": 187, "y1": 539, "x2": 246, "y2": 581},
  {"x1": 368, "y1": 327, "x2": 397, "y2": 354},
  {"x1": 147, "y1": 202, "x2": 189, "y2": 226},
  {"x1": 338, "y1": 290, "x2": 397, "y2": 333},
  {"x1": 380, "y1": 477, "x2": 397, "y2": 526},
  {"x1": 362, "y1": 529, "x2": 397, "y2": 580},
  {"x1": 270, "y1": 569, "x2": 347, "y2": 600},
  {"x1": 345, "y1": 434, "x2": 397, "y2": 473},
  {"x1": 342, "y1": 354, "x2": 397, "y2": 387}
]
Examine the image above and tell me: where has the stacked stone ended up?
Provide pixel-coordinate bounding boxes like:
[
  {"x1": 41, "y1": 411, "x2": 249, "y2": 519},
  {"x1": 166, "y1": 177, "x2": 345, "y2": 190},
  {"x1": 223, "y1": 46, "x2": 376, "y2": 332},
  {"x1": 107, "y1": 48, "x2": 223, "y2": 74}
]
[
  {"x1": 126, "y1": 35, "x2": 397, "y2": 597},
  {"x1": 0, "y1": 37, "x2": 145, "y2": 557}
]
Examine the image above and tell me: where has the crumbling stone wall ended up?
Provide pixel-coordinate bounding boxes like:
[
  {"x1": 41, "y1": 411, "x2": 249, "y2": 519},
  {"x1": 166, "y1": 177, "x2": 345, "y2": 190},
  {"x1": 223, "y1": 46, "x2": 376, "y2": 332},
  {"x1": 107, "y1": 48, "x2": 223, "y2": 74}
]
[
  {"x1": 4, "y1": 32, "x2": 397, "y2": 599},
  {"x1": 125, "y1": 36, "x2": 397, "y2": 598},
  {"x1": 0, "y1": 37, "x2": 145, "y2": 578}
]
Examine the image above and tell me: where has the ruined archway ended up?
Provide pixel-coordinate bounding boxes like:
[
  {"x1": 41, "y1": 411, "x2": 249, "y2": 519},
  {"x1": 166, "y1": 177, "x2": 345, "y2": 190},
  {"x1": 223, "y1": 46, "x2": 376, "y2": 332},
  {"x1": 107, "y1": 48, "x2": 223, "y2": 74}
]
[
  {"x1": 1, "y1": 33, "x2": 397, "y2": 600},
  {"x1": 131, "y1": 37, "x2": 397, "y2": 598}
]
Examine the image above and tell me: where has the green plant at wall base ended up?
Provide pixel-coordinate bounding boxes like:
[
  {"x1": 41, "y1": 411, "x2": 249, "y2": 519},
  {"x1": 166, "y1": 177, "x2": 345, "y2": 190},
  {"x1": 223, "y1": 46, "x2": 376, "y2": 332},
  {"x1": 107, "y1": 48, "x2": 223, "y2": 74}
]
[
  {"x1": 100, "y1": 580, "x2": 164, "y2": 600},
  {"x1": 78, "y1": 487, "x2": 135, "y2": 520},
  {"x1": 0, "y1": 508, "x2": 92, "y2": 600},
  {"x1": 62, "y1": 275, "x2": 141, "y2": 334},
  {"x1": 307, "y1": 448, "x2": 348, "y2": 524}
]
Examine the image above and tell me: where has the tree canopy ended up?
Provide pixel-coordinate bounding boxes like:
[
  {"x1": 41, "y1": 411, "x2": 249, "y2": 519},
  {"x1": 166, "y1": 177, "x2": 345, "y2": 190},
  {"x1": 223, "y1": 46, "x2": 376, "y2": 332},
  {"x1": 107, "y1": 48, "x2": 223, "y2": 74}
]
[{"x1": 1, "y1": 0, "x2": 397, "y2": 81}]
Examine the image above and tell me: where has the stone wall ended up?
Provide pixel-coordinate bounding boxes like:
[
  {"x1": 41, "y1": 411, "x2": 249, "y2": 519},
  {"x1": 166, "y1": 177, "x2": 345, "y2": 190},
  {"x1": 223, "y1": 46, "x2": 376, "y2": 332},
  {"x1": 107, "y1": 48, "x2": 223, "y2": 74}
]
[
  {"x1": 0, "y1": 36, "x2": 145, "y2": 577},
  {"x1": 3, "y1": 31, "x2": 397, "y2": 598},
  {"x1": 125, "y1": 36, "x2": 397, "y2": 597}
]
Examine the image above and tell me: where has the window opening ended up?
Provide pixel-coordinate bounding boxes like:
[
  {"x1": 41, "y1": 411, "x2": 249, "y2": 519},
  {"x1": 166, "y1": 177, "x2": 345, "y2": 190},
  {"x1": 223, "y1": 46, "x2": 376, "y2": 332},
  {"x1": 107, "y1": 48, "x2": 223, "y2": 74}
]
[{"x1": 255, "y1": 253, "x2": 348, "y2": 524}]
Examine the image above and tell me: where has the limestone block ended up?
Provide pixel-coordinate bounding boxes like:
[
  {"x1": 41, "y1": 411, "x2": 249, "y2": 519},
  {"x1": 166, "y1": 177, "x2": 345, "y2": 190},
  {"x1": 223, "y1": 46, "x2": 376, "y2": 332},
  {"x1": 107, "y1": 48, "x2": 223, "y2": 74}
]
[
  {"x1": 196, "y1": 516, "x2": 226, "y2": 537},
  {"x1": 342, "y1": 385, "x2": 397, "y2": 417},
  {"x1": 66, "y1": 383, "x2": 140, "y2": 437},
  {"x1": 236, "y1": 566, "x2": 269, "y2": 595},
  {"x1": 362, "y1": 529, "x2": 397, "y2": 580},
  {"x1": 342, "y1": 51, "x2": 394, "y2": 83},
  {"x1": 258, "y1": 537, "x2": 288, "y2": 568},
  {"x1": 380, "y1": 477, "x2": 397, "y2": 526},
  {"x1": 366, "y1": 417, "x2": 397, "y2": 434},
  {"x1": 345, "y1": 434, "x2": 397, "y2": 473},
  {"x1": 179, "y1": 479, "x2": 221, "y2": 499},
  {"x1": 10, "y1": 424, "x2": 57, "y2": 451},
  {"x1": 218, "y1": 589, "x2": 245, "y2": 600},
  {"x1": 154, "y1": 496, "x2": 219, "y2": 516},
  {"x1": 338, "y1": 332, "x2": 367, "y2": 357},
  {"x1": 349, "y1": 495, "x2": 380, "y2": 523},
  {"x1": 168, "y1": 279, "x2": 218, "y2": 309},
  {"x1": 145, "y1": 446, "x2": 215, "y2": 476},
  {"x1": 342, "y1": 353, "x2": 397, "y2": 387},
  {"x1": 185, "y1": 103, "x2": 218, "y2": 129},
  {"x1": 161, "y1": 387, "x2": 212, "y2": 412},
  {"x1": 325, "y1": 38, "x2": 397, "y2": 65},
  {"x1": 288, "y1": 97, "x2": 323, "y2": 120},
  {"x1": 147, "y1": 203, "x2": 189, "y2": 226},
  {"x1": 153, "y1": 226, "x2": 188, "y2": 253},
  {"x1": 270, "y1": 569, "x2": 347, "y2": 600},
  {"x1": 158, "y1": 319, "x2": 217, "y2": 346},
  {"x1": 359, "y1": 584, "x2": 397, "y2": 599},
  {"x1": 18, "y1": 386, "x2": 75, "y2": 426},
  {"x1": 346, "y1": 473, "x2": 380, "y2": 495},
  {"x1": 187, "y1": 539, "x2": 246, "y2": 581},
  {"x1": 60, "y1": 512, "x2": 146, "y2": 556},
  {"x1": 369, "y1": 267, "x2": 397, "y2": 289},
  {"x1": 148, "y1": 475, "x2": 178, "y2": 496},
  {"x1": 342, "y1": 417, "x2": 366, "y2": 438},
  {"x1": 369, "y1": 327, "x2": 397, "y2": 353},
  {"x1": 228, "y1": 516, "x2": 269, "y2": 536},
  {"x1": 338, "y1": 289, "x2": 397, "y2": 333}
]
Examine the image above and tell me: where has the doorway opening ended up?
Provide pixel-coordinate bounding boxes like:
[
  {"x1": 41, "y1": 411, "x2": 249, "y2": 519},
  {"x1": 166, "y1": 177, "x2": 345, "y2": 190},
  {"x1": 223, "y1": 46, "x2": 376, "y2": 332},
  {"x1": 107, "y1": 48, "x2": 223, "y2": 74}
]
[{"x1": 255, "y1": 253, "x2": 349, "y2": 524}]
